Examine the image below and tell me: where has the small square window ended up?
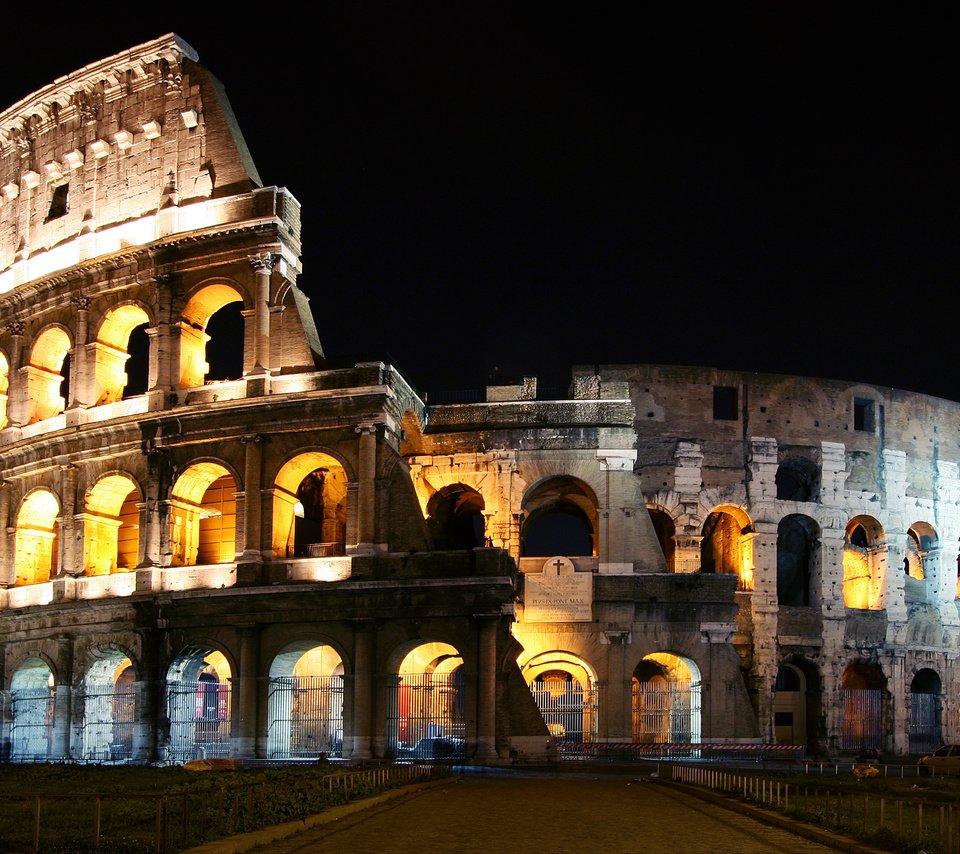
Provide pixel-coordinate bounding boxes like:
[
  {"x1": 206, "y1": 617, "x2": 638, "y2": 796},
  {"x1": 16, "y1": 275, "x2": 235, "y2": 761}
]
[
  {"x1": 854, "y1": 398, "x2": 875, "y2": 432},
  {"x1": 713, "y1": 386, "x2": 738, "y2": 420}
]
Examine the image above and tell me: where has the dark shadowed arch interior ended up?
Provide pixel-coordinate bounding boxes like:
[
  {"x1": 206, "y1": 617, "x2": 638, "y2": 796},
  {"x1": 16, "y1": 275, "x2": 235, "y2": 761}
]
[
  {"x1": 648, "y1": 508, "x2": 675, "y2": 571},
  {"x1": 777, "y1": 515, "x2": 818, "y2": 606},
  {"x1": 427, "y1": 483, "x2": 485, "y2": 549},
  {"x1": 521, "y1": 477, "x2": 598, "y2": 557}
]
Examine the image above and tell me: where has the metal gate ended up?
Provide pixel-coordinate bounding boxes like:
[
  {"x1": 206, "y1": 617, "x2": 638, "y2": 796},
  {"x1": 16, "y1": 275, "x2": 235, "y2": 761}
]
[
  {"x1": 267, "y1": 676, "x2": 344, "y2": 758},
  {"x1": 80, "y1": 685, "x2": 136, "y2": 761},
  {"x1": 11, "y1": 688, "x2": 55, "y2": 761},
  {"x1": 166, "y1": 680, "x2": 231, "y2": 762},
  {"x1": 842, "y1": 688, "x2": 882, "y2": 751},
  {"x1": 388, "y1": 672, "x2": 465, "y2": 758},
  {"x1": 530, "y1": 677, "x2": 597, "y2": 743},
  {"x1": 909, "y1": 691, "x2": 941, "y2": 755},
  {"x1": 631, "y1": 680, "x2": 701, "y2": 743}
]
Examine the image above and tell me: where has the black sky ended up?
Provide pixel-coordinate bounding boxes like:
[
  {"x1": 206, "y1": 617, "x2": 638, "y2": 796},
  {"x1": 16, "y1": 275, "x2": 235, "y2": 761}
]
[{"x1": 4, "y1": 8, "x2": 959, "y2": 400}]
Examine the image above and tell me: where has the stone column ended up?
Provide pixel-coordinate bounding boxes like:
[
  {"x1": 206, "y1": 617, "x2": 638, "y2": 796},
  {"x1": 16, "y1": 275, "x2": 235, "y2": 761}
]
[
  {"x1": 0, "y1": 481, "x2": 11, "y2": 587},
  {"x1": 51, "y1": 635, "x2": 73, "y2": 759},
  {"x1": 58, "y1": 464, "x2": 79, "y2": 576},
  {"x1": 235, "y1": 625, "x2": 259, "y2": 759},
  {"x1": 134, "y1": 628, "x2": 161, "y2": 762},
  {"x1": 69, "y1": 295, "x2": 91, "y2": 408},
  {"x1": 249, "y1": 254, "x2": 274, "y2": 374},
  {"x1": 147, "y1": 274, "x2": 179, "y2": 395},
  {"x1": 350, "y1": 621, "x2": 374, "y2": 760},
  {"x1": 4, "y1": 319, "x2": 25, "y2": 427},
  {"x1": 475, "y1": 615, "x2": 500, "y2": 760},
  {"x1": 354, "y1": 423, "x2": 377, "y2": 552},
  {"x1": 239, "y1": 435, "x2": 263, "y2": 563},
  {"x1": 600, "y1": 630, "x2": 631, "y2": 740}
]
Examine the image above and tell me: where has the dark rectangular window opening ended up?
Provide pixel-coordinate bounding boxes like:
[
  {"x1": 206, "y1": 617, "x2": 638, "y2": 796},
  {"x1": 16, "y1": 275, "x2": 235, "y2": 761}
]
[
  {"x1": 854, "y1": 398, "x2": 875, "y2": 432},
  {"x1": 46, "y1": 183, "x2": 69, "y2": 221},
  {"x1": 713, "y1": 386, "x2": 738, "y2": 420}
]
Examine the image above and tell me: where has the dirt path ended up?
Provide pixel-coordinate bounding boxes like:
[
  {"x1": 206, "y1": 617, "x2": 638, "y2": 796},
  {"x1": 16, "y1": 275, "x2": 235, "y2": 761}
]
[{"x1": 256, "y1": 774, "x2": 843, "y2": 853}]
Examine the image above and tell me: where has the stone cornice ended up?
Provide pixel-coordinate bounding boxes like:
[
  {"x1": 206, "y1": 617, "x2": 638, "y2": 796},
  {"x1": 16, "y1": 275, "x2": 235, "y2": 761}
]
[{"x1": 0, "y1": 34, "x2": 197, "y2": 145}]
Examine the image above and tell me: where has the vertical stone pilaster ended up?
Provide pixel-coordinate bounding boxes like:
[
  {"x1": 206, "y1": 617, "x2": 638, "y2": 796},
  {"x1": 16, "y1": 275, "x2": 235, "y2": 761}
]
[
  {"x1": 0, "y1": 481, "x2": 11, "y2": 587},
  {"x1": 600, "y1": 630, "x2": 631, "y2": 740},
  {"x1": 235, "y1": 625, "x2": 259, "y2": 759},
  {"x1": 350, "y1": 621, "x2": 374, "y2": 760},
  {"x1": 475, "y1": 615, "x2": 499, "y2": 760},
  {"x1": 59, "y1": 464, "x2": 79, "y2": 576},
  {"x1": 4, "y1": 319, "x2": 25, "y2": 427},
  {"x1": 249, "y1": 254, "x2": 274, "y2": 374},
  {"x1": 354, "y1": 423, "x2": 377, "y2": 552},
  {"x1": 239, "y1": 435, "x2": 263, "y2": 562},
  {"x1": 70, "y1": 295, "x2": 91, "y2": 408}
]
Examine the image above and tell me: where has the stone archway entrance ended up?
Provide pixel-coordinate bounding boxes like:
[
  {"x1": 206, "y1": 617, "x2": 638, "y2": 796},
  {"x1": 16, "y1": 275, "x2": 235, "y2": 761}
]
[
  {"x1": 165, "y1": 647, "x2": 232, "y2": 763},
  {"x1": 388, "y1": 642, "x2": 465, "y2": 759},
  {"x1": 522, "y1": 652, "x2": 598, "y2": 744},
  {"x1": 631, "y1": 653, "x2": 701, "y2": 744},
  {"x1": 267, "y1": 643, "x2": 345, "y2": 759}
]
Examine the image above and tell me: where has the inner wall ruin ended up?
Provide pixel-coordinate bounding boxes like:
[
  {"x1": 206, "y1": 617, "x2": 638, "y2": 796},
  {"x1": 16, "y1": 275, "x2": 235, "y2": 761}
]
[{"x1": 0, "y1": 34, "x2": 956, "y2": 763}]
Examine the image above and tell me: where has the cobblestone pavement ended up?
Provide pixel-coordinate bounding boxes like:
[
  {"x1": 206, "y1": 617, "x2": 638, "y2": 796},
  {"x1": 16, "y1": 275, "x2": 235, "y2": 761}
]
[{"x1": 255, "y1": 775, "x2": 845, "y2": 853}]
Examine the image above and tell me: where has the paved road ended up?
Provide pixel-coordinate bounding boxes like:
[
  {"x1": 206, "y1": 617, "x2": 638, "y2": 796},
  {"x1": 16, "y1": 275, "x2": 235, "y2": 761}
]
[{"x1": 254, "y1": 774, "x2": 843, "y2": 853}]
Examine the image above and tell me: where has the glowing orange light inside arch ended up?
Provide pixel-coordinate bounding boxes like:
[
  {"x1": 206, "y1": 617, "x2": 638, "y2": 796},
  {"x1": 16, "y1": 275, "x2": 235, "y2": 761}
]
[
  {"x1": 179, "y1": 284, "x2": 244, "y2": 388},
  {"x1": 14, "y1": 490, "x2": 60, "y2": 586},
  {"x1": 82, "y1": 474, "x2": 140, "y2": 575},
  {"x1": 170, "y1": 462, "x2": 237, "y2": 566},
  {"x1": 95, "y1": 304, "x2": 151, "y2": 404}
]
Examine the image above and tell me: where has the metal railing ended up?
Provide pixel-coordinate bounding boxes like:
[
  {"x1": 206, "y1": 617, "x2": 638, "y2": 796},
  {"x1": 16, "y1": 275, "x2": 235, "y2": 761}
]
[{"x1": 667, "y1": 762, "x2": 960, "y2": 853}]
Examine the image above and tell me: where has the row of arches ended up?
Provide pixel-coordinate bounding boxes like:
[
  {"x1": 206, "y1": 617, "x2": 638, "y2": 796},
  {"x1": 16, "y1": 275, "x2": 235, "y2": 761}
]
[
  {"x1": 773, "y1": 660, "x2": 944, "y2": 756},
  {"x1": 520, "y1": 650, "x2": 702, "y2": 745},
  {"x1": 3, "y1": 640, "x2": 464, "y2": 763},
  {"x1": 1, "y1": 283, "x2": 248, "y2": 429},
  {"x1": 13, "y1": 451, "x2": 348, "y2": 585}
]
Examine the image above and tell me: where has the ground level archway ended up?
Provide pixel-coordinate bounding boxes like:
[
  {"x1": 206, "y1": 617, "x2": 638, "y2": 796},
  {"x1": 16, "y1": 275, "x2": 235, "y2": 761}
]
[
  {"x1": 631, "y1": 652, "x2": 701, "y2": 744},
  {"x1": 164, "y1": 647, "x2": 232, "y2": 762},
  {"x1": 267, "y1": 642, "x2": 344, "y2": 759}
]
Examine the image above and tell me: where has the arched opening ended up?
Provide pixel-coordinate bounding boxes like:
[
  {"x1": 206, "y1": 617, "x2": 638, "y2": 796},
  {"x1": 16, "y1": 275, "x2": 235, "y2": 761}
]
[
  {"x1": 772, "y1": 665, "x2": 805, "y2": 745},
  {"x1": 165, "y1": 647, "x2": 231, "y2": 762},
  {"x1": 522, "y1": 651, "x2": 598, "y2": 744},
  {"x1": 10, "y1": 658, "x2": 55, "y2": 761},
  {"x1": 80, "y1": 653, "x2": 135, "y2": 762},
  {"x1": 648, "y1": 508, "x2": 676, "y2": 572},
  {"x1": 93, "y1": 304, "x2": 151, "y2": 404},
  {"x1": 777, "y1": 515, "x2": 819, "y2": 606},
  {"x1": 521, "y1": 477, "x2": 598, "y2": 557},
  {"x1": 14, "y1": 490, "x2": 60, "y2": 586},
  {"x1": 82, "y1": 475, "x2": 140, "y2": 575},
  {"x1": 841, "y1": 662, "x2": 885, "y2": 753},
  {"x1": 427, "y1": 483, "x2": 485, "y2": 549},
  {"x1": 843, "y1": 516, "x2": 885, "y2": 609},
  {"x1": 773, "y1": 658, "x2": 822, "y2": 754},
  {"x1": 775, "y1": 457, "x2": 820, "y2": 502},
  {"x1": 700, "y1": 506, "x2": 755, "y2": 590},
  {"x1": 631, "y1": 653, "x2": 701, "y2": 744},
  {"x1": 273, "y1": 452, "x2": 348, "y2": 558},
  {"x1": 27, "y1": 326, "x2": 72, "y2": 423},
  {"x1": 389, "y1": 642, "x2": 465, "y2": 759},
  {"x1": 0, "y1": 350, "x2": 9, "y2": 429},
  {"x1": 267, "y1": 643, "x2": 344, "y2": 759},
  {"x1": 909, "y1": 668, "x2": 942, "y2": 755},
  {"x1": 170, "y1": 463, "x2": 237, "y2": 566},
  {"x1": 905, "y1": 522, "x2": 937, "y2": 606},
  {"x1": 179, "y1": 284, "x2": 244, "y2": 388}
]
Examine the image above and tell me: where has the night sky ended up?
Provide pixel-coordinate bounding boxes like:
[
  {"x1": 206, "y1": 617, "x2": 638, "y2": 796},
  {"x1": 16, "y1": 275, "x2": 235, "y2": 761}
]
[{"x1": 4, "y1": 9, "x2": 959, "y2": 400}]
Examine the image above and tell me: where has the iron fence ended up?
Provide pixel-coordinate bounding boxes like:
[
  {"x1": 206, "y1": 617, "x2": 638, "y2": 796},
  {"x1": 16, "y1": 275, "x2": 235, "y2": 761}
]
[
  {"x1": 530, "y1": 678, "x2": 597, "y2": 742},
  {"x1": 10, "y1": 688, "x2": 55, "y2": 762},
  {"x1": 165, "y1": 680, "x2": 231, "y2": 762},
  {"x1": 78, "y1": 685, "x2": 136, "y2": 761},
  {"x1": 267, "y1": 676, "x2": 344, "y2": 758}
]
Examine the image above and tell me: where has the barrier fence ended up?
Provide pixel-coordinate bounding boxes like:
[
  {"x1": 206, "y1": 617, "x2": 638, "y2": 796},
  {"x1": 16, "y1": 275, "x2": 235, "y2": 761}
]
[
  {"x1": 0, "y1": 763, "x2": 445, "y2": 854},
  {"x1": 667, "y1": 762, "x2": 960, "y2": 853}
]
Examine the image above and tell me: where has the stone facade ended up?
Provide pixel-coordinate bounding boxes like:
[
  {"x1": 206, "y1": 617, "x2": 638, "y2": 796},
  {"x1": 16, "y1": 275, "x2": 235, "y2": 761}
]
[{"x1": 0, "y1": 35, "x2": 956, "y2": 765}]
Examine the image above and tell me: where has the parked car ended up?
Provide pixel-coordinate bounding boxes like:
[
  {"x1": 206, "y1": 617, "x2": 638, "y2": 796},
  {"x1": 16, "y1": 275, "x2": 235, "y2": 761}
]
[
  {"x1": 919, "y1": 745, "x2": 960, "y2": 776},
  {"x1": 397, "y1": 737, "x2": 464, "y2": 760}
]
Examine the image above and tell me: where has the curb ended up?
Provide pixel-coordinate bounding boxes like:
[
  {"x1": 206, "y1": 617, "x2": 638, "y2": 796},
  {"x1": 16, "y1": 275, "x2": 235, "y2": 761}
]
[
  {"x1": 655, "y1": 779, "x2": 890, "y2": 854},
  {"x1": 182, "y1": 777, "x2": 452, "y2": 854}
]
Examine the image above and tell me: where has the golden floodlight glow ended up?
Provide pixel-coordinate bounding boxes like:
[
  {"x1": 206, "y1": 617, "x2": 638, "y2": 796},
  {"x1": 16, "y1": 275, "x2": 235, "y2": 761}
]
[
  {"x1": 82, "y1": 475, "x2": 139, "y2": 576},
  {"x1": 27, "y1": 327, "x2": 71, "y2": 423},
  {"x1": 170, "y1": 463, "x2": 236, "y2": 566},
  {"x1": 14, "y1": 489, "x2": 60, "y2": 586},
  {"x1": 179, "y1": 284, "x2": 243, "y2": 388},
  {"x1": 94, "y1": 304, "x2": 150, "y2": 404},
  {"x1": 272, "y1": 452, "x2": 347, "y2": 558}
]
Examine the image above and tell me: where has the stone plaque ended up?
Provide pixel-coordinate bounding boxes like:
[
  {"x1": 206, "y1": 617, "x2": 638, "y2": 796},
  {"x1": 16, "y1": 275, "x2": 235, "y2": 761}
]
[{"x1": 524, "y1": 556, "x2": 592, "y2": 622}]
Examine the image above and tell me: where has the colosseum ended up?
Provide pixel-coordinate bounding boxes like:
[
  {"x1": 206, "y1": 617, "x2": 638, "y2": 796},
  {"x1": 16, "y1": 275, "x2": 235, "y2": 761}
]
[{"x1": 0, "y1": 33, "x2": 956, "y2": 765}]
